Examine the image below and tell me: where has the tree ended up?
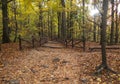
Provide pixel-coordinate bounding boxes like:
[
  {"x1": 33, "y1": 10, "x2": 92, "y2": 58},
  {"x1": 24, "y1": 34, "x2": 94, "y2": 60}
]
[
  {"x1": 12, "y1": 0, "x2": 18, "y2": 42},
  {"x1": 61, "y1": 0, "x2": 66, "y2": 40},
  {"x1": 95, "y1": 0, "x2": 116, "y2": 74},
  {"x1": 82, "y1": 0, "x2": 86, "y2": 51},
  {"x1": 67, "y1": 0, "x2": 74, "y2": 39},
  {"x1": 38, "y1": 2, "x2": 43, "y2": 37},
  {"x1": 57, "y1": 12, "x2": 62, "y2": 39},
  {"x1": 110, "y1": 0, "x2": 115, "y2": 45},
  {"x1": 115, "y1": 0, "x2": 119, "y2": 44},
  {"x1": 93, "y1": 1, "x2": 97, "y2": 42},
  {"x1": 1, "y1": 0, "x2": 12, "y2": 43}
]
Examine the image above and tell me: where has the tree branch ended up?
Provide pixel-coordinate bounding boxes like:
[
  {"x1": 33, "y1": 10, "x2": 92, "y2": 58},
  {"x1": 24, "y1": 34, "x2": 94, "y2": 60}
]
[
  {"x1": 7, "y1": 0, "x2": 14, "y2": 3},
  {"x1": 86, "y1": 17, "x2": 100, "y2": 26},
  {"x1": 94, "y1": 4, "x2": 103, "y2": 16}
]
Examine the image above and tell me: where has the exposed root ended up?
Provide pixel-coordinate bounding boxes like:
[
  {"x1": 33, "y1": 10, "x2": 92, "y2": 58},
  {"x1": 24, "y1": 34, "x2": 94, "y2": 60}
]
[{"x1": 94, "y1": 64, "x2": 118, "y2": 75}]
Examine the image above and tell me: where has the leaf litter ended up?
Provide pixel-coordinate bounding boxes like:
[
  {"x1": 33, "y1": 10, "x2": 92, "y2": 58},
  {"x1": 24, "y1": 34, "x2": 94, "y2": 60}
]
[{"x1": 0, "y1": 43, "x2": 120, "y2": 84}]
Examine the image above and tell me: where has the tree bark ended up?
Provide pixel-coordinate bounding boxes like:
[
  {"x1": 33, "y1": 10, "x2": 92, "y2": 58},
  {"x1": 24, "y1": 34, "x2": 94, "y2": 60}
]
[
  {"x1": 61, "y1": 0, "x2": 66, "y2": 40},
  {"x1": 13, "y1": 0, "x2": 18, "y2": 42},
  {"x1": 100, "y1": 0, "x2": 108, "y2": 66},
  {"x1": 115, "y1": 1, "x2": 119, "y2": 44},
  {"x1": 93, "y1": 3, "x2": 96, "y2": 42},
  {"x1": 69, "y1": 0, "x2": 74, "y2": 39},
  {"x1": 82, "y1": 0, "x2": 86, "y2": 51},
  {"x1": 48, "y1": 10, "x2": 50, "y2": 38},
  {"x1": 39, "y1": 2, "x2": 43, "y2": 37},
  {"x1": 1, "y1": 0, "x2": 11, "y2": 43},
  {"x1": 110, "y1": 0, "x2": 115, "y2": 45},
  {"x1": 57, "y1": 12, "x2": 62, "y2": 39},
  {"x1": 50, "y1": 10, "x2": 53, "y2": 40}
]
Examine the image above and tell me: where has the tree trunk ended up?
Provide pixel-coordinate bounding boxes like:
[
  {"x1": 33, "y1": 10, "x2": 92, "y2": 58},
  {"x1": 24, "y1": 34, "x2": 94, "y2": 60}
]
[
  {"x1": 50, "y1": 10, "x2": 53, "y2": 40},
  {"x1": 93, "y1": 16, "x2": 97, "y2": 42},
  {"x1": 61, "y1": 0, "x2": 66, "y2": 40},
  {"x1": 110, "y1": 0, "x2": 115, "y2": 45},
  {"x1": 115, "y1": 1, "x2": 119, "y2": 44},
  {"x1": 95, "y1": 0, "x2": 117, "y2": 74},
  {"x1": 1, "y1": 0, "x2": 11, "y2": 43},
  {"x1": 13, "y1": 0, "x2": 18, "y2": 42},
  {"x1": 82, "y1": 0, "x2": 86, "y2": 51},
  {"x1": 57, "y1": 12, "x2": 62, "y2": 39},
  {"x1": 67, "y1": 12, "x2": 70, "y2": 38},
  {"x1": 69, "y1": 0, "x2": 74, "y2": 39},
  {"x1": 93, "y1": 3, "x2": 96, "y2": 42},
  {"x1": 48, "y1": 11, "x2": 50, "y2": 38},
  {"x1": 39, "y1": 2, "x2": 43, "y2": 37},
  {"x1": 100, "y1": 0, "x2": 108, "y2": 67}
]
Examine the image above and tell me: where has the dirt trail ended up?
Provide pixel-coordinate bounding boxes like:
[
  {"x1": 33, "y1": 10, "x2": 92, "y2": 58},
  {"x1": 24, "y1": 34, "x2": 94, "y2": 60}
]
[
  {"x1": 0, "y1": 43, "x2": 120, "y2": 84},
  {"x1": 41, "y1": 41, "x2": 65, "y2": 48}
]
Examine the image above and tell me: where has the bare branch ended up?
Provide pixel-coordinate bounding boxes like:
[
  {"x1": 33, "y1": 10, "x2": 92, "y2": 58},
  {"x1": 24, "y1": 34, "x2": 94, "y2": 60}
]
[
  {"x1": 86, "y1": 17, "x2": 100, "y2": 26},
  {"x1": 94, "y1": 4, "x2": 103, "y2": 16}
]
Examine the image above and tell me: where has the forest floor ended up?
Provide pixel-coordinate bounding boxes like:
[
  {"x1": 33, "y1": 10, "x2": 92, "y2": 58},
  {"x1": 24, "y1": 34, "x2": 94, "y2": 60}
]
[{"x1": 0, "y1": 41, "x2": 120, "y2": 84}]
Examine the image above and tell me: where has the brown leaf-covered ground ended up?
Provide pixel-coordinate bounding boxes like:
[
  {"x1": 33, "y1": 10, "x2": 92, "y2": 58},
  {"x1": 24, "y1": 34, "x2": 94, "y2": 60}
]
[{"x1": 0, "y1": 42, "x2": 120, "y2": 84}]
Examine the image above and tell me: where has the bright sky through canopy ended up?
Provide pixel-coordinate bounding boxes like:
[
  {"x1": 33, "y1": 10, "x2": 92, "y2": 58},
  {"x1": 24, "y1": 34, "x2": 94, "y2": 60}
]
[
  {"x1": 118, "y1": 4, "x2": 120, "y2": 13},
  {"x1": 89, "y1": 9, "x2": 99, "y2": 16},
  {"x1": 77, "y1": 0, "x2": 120, "y2": 16}
]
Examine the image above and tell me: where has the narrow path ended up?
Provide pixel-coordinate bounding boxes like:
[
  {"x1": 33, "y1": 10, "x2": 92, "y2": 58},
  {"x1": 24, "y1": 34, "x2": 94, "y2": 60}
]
[
  {"x1": 0, "y1": 46, "x2": 81, "y2": 84},
  {"x1": 0, "y1": 43, "x2": 119, "y2": 84},
  {"x1": 42, "y1": 41, "x2": 65, "y2": 48}
]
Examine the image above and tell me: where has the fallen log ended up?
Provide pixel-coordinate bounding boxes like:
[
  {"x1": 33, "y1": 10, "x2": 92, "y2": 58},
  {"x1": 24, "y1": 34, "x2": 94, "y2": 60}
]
[{"x1": 89, "y1": 46, "x2": 120, "y2": 51}]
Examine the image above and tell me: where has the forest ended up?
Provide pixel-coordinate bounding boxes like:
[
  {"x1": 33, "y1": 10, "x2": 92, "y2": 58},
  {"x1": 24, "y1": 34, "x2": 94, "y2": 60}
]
[{"x1": 0, "y1": 0, "x2": 120, "y2": 84}]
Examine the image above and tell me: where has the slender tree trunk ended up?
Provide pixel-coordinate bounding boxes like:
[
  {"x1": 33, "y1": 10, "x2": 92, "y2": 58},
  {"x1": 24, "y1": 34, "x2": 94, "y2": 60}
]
[
  {"x1": 39, "y1": 2, "x2": 43, "y2": 37},
  {"x1": 48, "y1": 10, "x2": 50, "y2": 38},
  {"x1": 93, "y1": 17, "x2": 96, "y2": 42},
  {"x1": 50, "y1": 10, "x2": 53, "y2": 40},
  {"x1": 110, "y1": 0, "x2": 115, "y2": 45},
  {"x1": 69, "y1": 0, "x2": 74, "y2": 39},
  {"x1": 93, "y1": 3, "x2": 96, "y2": 42},
  {"x1": 67, "y1": 12, "x2": 70, "y2": 38},
  {"x1": 97, "y1": 25, "x2": 100, "y2": 42},
  {"x1": 82, "y1": 0, "x2": 86, "y2": 51},
  {"x1": 1, "y1": 0, "x2": 11, "y2": 43},
  {"x1": 61, "y1": 0, "x2": 66, "y2": 40},
  {"x1": 13, "y1": 0, "x2": 18, "y2": 42},
  {"x1": 115, "y1": 2, "x2": 119, "y2": 44},
  {"x1": 57, "y1": 12, "x2": 62, "y2": 39}
]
